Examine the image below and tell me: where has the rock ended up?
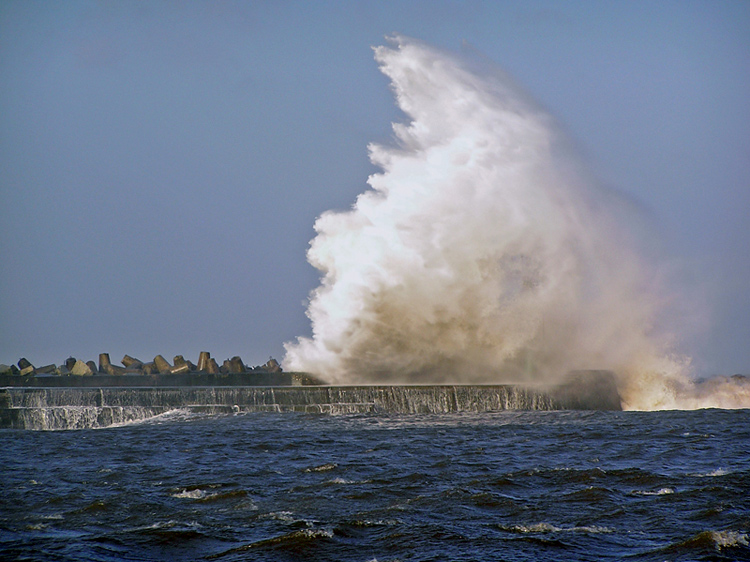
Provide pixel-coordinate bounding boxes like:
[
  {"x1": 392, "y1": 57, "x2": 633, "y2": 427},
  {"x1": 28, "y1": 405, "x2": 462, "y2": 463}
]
[
  {"x1": 65, "y1": 357, "x2": 77, "y2": 371},
  {"x1": 153, "y1": 355, "x2": 171, "y2": 374},
  {"x1": 70, "y1": 360, "x2": 94, "y2": 376},
  {"x1": 197, "y1": 351, "x2": 211, "y2": 372},
  {"x1": 36, "y1": 364, "x2": 57, "y2": 374}
]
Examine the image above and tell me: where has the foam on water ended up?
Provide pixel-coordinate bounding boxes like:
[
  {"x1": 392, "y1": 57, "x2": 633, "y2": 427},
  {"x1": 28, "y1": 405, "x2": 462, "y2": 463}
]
[{"x1": 284, "y1": 35, "x2": 750, "y2": 411}]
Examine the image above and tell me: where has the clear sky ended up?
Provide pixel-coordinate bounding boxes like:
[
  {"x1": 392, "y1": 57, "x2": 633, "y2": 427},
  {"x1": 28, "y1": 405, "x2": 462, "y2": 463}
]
[{"x1": 1, "y1": 0, "x2": 748, "y2": 375}]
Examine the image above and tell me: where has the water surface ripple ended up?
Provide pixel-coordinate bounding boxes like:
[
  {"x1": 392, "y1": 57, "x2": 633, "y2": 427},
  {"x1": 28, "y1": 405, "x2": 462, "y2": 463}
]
[{"x1": 2, "y1": 410, "x2": 748, "y2": 561}]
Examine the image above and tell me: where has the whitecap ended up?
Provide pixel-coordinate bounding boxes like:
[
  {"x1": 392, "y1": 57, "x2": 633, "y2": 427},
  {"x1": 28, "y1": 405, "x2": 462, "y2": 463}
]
[
  {"x1": 501, "y1": 522, "x2": 613, "y2": 534},
  {"x1": 632, "y1": 487, "x2": 675, "y2": 496},
  {"x1": 711, "y1": 530, "x2": 749, "y2": 549},
  {"x1": 171, "y1": 488, "x2": 207, "y2": 499}
]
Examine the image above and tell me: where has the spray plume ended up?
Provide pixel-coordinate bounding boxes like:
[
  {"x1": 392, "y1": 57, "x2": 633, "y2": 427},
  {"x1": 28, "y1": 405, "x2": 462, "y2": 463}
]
[{"x1": 284, "y1": 35, "x2": 749, "y2": 410}]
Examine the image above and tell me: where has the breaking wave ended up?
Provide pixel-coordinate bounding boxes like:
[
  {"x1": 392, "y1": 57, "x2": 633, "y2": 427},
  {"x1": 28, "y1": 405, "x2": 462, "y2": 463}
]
[{"x1": 284, "y1": 35, "x2": 749, "y2": 411}]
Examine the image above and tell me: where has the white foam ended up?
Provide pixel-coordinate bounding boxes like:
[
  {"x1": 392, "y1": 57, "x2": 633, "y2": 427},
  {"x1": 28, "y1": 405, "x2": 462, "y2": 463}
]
[
  {"x1": 282, "y1": 35, "x2": 747, "y2": 412},
  {"x1": 503, "y1": 522, "x2": 613, "y2": 534},
  {"x1": 171, "y1": 489, "x2": 206, "y2": 500},
  {"x1": 632, "y1": 488, "x2": 675, "y2": 496},
  {"x1": 711, "y1": 530, "x2": 749, "y2": 549}
]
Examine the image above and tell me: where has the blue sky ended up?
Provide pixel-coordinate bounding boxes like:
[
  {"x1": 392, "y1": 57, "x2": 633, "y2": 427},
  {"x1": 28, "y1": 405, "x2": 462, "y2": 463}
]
[{"x1": 1, "y1": 0, "x2": 748, "y2": 375}]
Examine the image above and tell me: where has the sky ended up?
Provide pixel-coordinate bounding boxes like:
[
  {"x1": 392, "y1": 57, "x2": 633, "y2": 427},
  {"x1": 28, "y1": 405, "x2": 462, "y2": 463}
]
[{"x1": 1, "y1": 0, "x2": 748, "y2": 375}]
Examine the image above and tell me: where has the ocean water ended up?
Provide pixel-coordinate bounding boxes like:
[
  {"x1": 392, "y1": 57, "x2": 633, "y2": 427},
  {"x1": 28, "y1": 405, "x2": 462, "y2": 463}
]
[{"x1": 1, "y1": 409, "x2": 749, "y2": 562}]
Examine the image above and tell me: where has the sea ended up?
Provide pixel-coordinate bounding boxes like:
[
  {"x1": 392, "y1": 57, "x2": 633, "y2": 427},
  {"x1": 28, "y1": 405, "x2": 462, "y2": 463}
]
[{"x1": 1, "y1": 409, "x2": 749, "y2": 562}]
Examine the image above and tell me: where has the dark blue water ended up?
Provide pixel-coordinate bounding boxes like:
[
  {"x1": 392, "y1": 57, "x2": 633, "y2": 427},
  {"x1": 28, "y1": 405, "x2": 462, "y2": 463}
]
[{"x1": 2, "y1": 410, "x2": 749, "y2": 561}]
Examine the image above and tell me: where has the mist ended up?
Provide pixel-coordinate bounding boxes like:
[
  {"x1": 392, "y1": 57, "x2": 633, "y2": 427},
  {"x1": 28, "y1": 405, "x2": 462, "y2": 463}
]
[{"x1": 282, "y1": 36, "x2": 746, "y2": 410}]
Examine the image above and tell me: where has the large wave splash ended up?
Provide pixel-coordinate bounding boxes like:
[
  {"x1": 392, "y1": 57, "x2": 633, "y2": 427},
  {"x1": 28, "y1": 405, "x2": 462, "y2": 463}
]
[{"x1": 284, "y1": 35, "x2": 748, "y2": 411}]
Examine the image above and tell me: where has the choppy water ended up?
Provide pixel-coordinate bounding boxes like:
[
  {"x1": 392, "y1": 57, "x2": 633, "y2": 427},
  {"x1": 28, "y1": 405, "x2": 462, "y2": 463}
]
[{"x1": 2, "y1": 409, "x2": 749, "y2": 561}]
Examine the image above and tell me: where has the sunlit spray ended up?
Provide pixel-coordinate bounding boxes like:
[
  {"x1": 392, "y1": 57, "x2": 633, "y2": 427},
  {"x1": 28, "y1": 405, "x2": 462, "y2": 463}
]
[{"x1": 284, "y1": 35, "x2": 749, "y2": 410}]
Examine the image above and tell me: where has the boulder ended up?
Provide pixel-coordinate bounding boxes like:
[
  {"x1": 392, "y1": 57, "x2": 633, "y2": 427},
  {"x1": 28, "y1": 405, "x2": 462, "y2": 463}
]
[{"x1": 70, "y1": 360, "x2": 94, "y2": 376}]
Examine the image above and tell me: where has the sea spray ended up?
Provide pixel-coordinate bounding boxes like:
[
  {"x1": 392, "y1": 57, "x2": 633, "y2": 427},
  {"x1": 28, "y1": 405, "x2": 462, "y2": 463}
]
[{"x1": 284, "y1": 35, "x2": 748, "y2": 410}]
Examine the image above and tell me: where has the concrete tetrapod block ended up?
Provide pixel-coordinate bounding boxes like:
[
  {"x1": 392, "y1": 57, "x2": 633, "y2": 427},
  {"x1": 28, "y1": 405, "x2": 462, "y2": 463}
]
[
  {"x1": 18, "y1": 358, "x2": 33, "y2": 370},
  {"x1": 263, "y1": 358, "x2": 283, "y2": 373},
  {"x1": 142, "y1": 362, "x2": 157, "y2": 375},
  {"x1": 124, "y1": 361, "x2": 144, "y2": 374},
  {"x1": 86, "y1": 361, "x2": 98, "y2": 374},
  {"x1": 36, "y1": 364, "x2": 57, "y2": 374},
  {"x1": 70, "y1": 360, "x2": 94, "y2": 376},
  {"x1": 18, "y1": 358, "x2": 35, "y2": 376},
  {"x1": 65, "y1": 357, "x2": 77, "y2": 371},
  {"x1": 153, "y1": 355, "x2": 171, "y2": 374},
  {"x1": 99, "y1": 353, "x2": 113, "y2": 374},
  {"x1": 197, "y1": 351, "x2": 210, "y2": 372},
  {"x1": 122, "y1": 355, "x2": 144, "y2": 368},
  {"x1": 169, "y1": 363, "x2": 190, "y2": 375},
  {"x1": 229, "y1": 356, "x2": 246, "y2": 374},
  {"x1": 207, "y1": 358, "x2": 220, "y2": 374}
]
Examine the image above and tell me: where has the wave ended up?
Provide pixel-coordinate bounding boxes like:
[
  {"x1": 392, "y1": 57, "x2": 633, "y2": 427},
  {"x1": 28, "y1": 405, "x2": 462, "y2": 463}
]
[{"x1": 282, "y1": 35, "x2": 749, "y2": 412}]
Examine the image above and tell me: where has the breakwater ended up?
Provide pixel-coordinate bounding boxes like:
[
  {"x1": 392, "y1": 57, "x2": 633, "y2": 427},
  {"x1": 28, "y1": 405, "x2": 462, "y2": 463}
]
[{"x1": 0, "y1": 372, "x2": 621, "y2": 430}]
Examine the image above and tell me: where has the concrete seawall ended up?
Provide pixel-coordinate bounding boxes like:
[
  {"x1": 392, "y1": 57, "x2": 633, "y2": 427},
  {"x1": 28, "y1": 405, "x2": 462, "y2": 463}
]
[{"x1": 1, "y1": 372, "x2": 622, "y2": 430}]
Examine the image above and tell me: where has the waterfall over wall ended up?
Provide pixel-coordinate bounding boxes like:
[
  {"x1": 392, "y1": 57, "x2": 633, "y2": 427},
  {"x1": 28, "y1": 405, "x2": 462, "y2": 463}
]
[{"x1": 1, "y1": 377, "x2": 621, "y2": 430}]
